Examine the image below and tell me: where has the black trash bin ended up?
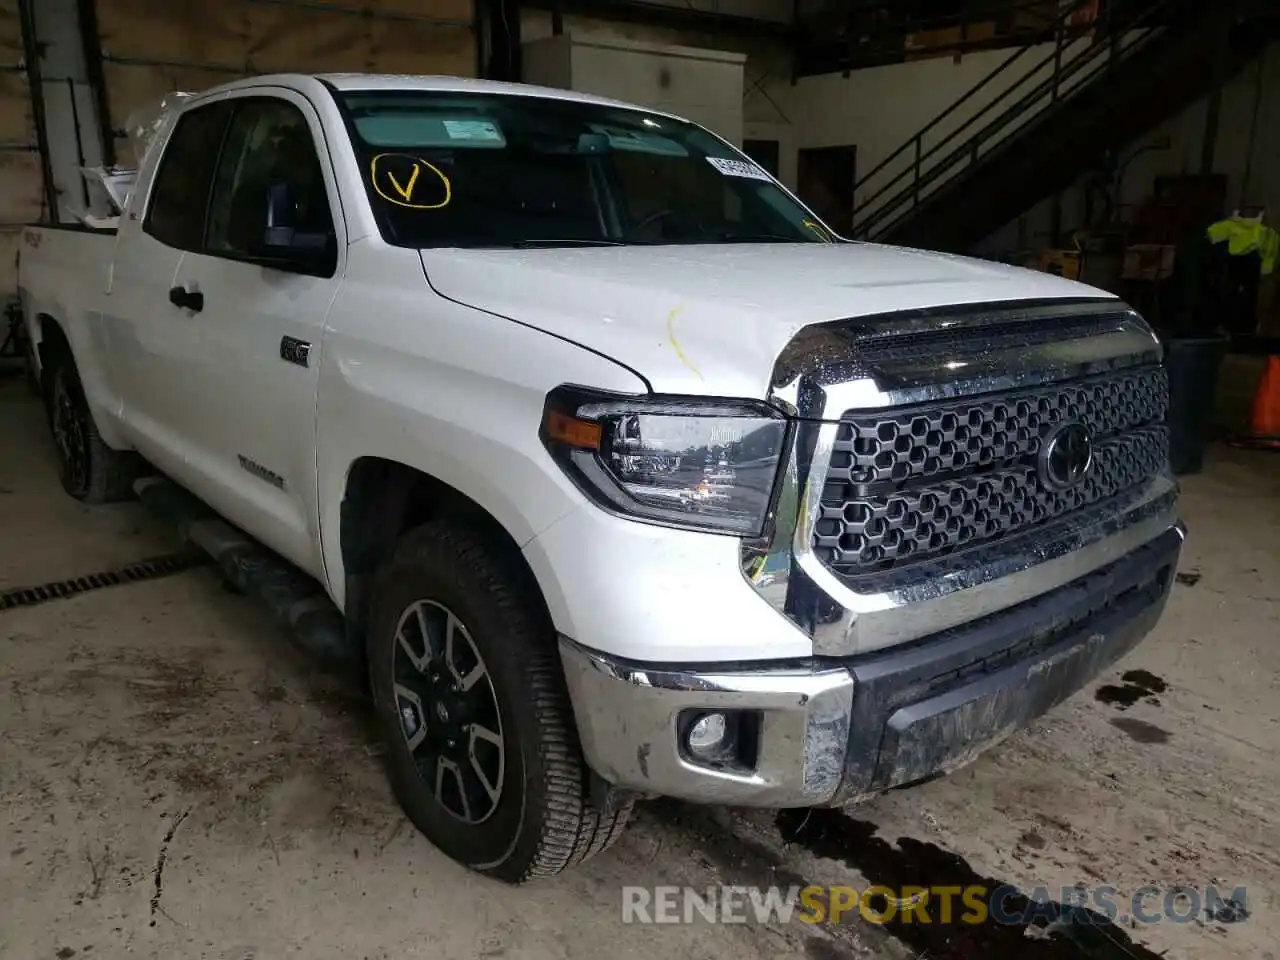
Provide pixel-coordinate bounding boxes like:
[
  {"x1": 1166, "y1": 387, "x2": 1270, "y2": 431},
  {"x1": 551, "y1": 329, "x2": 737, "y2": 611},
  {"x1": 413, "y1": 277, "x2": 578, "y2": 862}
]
[{"x1": 1162, "y1": 334, "x2": 1228, "y2": 475}]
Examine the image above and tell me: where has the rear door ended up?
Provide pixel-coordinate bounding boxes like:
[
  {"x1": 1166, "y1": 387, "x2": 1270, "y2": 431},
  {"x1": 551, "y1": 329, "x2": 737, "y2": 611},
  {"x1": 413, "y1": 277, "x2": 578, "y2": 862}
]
[
  {"x1": 105, "y1": 102, "x2": 233, "y2": 480},
  {"x1": 166, "y1": 91, "x2": 343, "y2": 576}
]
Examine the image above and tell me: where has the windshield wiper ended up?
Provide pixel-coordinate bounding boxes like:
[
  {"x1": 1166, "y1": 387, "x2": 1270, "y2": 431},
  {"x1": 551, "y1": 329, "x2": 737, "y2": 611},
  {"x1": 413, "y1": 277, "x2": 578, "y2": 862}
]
[
  {"x1": 435, "y1": 239, "x2": 625, "y2": 249},
  {"x1": 705, "y1": 232, "x2": 814, "y2": 244},
  {"x1": 507, "y1": 239, "x2": 624, "y2": 248}
]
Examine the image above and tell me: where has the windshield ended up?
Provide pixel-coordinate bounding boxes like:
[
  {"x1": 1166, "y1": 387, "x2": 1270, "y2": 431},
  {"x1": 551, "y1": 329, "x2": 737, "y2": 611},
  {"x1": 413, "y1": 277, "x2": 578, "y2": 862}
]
[{"x1": 338, "y1": 91, "x2": 835, "y2": 249}]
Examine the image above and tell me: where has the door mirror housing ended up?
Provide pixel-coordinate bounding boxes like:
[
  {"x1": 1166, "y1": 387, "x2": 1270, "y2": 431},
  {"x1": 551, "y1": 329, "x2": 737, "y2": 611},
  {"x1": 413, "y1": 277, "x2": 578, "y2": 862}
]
[{"x1": 260, "y1": 183, "x2": 334, "y2": 272}]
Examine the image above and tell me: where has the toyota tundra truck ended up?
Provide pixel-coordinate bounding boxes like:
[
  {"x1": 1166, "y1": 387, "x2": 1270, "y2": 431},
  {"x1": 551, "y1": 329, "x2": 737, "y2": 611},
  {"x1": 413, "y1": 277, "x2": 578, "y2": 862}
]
[{"x1": 17, "y1": 73, "x2": 1183, "y2": 883}]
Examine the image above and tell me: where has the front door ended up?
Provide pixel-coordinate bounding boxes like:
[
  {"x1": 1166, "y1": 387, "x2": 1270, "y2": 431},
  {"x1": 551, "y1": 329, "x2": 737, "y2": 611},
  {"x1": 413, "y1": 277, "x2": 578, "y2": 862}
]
[{"x1": 169, "y1": 92, "x2": 343, "y2": 577}]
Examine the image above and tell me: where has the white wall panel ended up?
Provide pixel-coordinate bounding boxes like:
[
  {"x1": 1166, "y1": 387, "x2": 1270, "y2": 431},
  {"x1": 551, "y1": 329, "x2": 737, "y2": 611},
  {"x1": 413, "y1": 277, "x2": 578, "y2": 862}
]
[
  {"x1": 525, "y1": 34, "x2": 746, "y2": 144},
  {"x1": 522, "y1": 9, "x2": 788, "y2": 168}
]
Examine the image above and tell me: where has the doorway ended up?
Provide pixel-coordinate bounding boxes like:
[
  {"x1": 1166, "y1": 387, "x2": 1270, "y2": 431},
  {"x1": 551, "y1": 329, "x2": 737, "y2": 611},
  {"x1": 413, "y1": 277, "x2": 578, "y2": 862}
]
[
  {"x1": 797, "y1": 145, "x2": 856, "y2": 235},
  {"x1": 742, "y1": 139, "x2": 781, "y2": 179}
]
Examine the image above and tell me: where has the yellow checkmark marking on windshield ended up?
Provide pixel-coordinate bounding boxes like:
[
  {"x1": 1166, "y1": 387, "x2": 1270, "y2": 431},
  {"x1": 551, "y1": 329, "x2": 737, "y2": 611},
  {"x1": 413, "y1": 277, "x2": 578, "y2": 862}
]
[
  {"x1": 387, "y1": 164, "x2": 420, "y2": 203},
  {"x1": 370, "y1": 154, "x2": 452, "y2": 210}
]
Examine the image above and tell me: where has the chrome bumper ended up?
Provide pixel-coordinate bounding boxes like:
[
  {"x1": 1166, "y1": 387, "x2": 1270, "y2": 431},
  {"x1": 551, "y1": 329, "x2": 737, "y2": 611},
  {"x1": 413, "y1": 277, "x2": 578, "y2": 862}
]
[
  {"x1": 559, "y1": 638, "x2": 854, "y2": 807},
  {"x1": 560, "y1": 525, "x2": 1182, "y2": 808}
]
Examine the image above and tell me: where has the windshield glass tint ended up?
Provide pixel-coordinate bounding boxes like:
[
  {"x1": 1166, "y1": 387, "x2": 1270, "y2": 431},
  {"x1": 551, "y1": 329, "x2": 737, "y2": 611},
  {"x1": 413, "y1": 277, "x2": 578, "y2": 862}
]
[{"x1": 339, "y1": 91, "x2": 834, "y2": 248}]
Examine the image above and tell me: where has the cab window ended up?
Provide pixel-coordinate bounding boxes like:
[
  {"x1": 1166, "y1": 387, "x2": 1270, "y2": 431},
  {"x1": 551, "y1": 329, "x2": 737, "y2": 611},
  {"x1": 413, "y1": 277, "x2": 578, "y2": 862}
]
[{"x1": 205, "y1": 99, "x2": 336, "y2": 274}]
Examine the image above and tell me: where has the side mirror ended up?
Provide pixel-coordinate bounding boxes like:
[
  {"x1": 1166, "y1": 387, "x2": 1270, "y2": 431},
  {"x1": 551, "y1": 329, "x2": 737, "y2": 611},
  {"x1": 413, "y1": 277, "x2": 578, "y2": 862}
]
[{"x1": 262, "y1": 183, "x2": 330, "y2": 256}]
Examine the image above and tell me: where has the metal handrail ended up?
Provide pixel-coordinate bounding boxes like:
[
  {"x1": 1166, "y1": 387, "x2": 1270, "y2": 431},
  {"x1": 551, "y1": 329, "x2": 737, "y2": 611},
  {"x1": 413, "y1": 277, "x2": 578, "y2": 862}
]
[
  {"x1": 849, "y1": 0, "x2": 1099, "y2": 207},
  {"x1": 802, "y1": 0, "x2": 1076, "y2": 48},
  {"x1": 850, "y1": 0, "x2": 1184, "y2": 241},
  {"x1": 856, "y1": 12, "x2": 1166, "y2": 239},
  {"x1": 853, "y1": 0, "x2": 1183, "y2": 239}
]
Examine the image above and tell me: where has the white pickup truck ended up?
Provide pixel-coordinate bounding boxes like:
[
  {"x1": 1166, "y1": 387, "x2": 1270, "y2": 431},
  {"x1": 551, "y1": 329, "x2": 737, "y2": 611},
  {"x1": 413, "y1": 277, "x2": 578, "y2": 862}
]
[{"x1": 18, "y1": 73, "x2": 1183, "y2": 883}]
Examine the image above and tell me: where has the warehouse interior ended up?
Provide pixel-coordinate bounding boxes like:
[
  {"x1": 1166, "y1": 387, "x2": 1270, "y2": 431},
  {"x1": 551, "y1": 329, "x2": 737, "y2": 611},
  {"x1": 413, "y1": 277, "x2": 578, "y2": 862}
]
[{"x1": 1, "y1": 2, "x2": 1279, "y2": 958}]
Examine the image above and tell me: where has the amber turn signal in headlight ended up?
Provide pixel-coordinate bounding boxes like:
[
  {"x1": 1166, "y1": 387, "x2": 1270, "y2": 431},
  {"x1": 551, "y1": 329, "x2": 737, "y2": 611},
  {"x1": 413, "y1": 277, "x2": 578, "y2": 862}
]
[{"x1": 541, "y1": 387, "x2": 791, "y2": 537}]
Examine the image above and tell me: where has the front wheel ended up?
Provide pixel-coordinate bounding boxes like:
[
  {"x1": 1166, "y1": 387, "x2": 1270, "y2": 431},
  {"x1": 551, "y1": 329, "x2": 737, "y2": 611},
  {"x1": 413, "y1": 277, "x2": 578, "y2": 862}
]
[{"x1": 367, "y1": 521, "x2": 632, "y2": 883}]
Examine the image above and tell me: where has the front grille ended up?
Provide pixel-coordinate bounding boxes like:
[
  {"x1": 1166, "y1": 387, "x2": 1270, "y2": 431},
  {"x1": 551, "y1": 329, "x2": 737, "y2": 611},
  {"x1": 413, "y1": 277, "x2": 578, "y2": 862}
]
[{"x1": 813, "y1": 366, "x2": 1169, "y2": 576}]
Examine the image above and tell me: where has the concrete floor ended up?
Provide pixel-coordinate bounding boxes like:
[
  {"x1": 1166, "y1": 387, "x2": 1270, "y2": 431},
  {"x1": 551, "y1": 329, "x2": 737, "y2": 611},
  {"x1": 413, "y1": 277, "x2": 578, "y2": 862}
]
[{"x1": 1, "y1": 372, "x2": 1277, "y2": 960}]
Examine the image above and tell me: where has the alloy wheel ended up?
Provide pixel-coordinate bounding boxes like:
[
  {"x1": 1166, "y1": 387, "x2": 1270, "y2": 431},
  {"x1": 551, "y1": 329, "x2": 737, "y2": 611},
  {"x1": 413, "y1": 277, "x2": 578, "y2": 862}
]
[{"x1": 391, "y1": 599, "x2": 505, "y2": 824}]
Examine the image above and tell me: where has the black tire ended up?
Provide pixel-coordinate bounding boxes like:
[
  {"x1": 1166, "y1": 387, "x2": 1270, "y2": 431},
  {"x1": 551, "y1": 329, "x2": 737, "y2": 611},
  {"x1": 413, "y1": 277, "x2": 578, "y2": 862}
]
[
  {"x1": 44, "y1": 346, "x2": 139, "y2": 504},
  {"x1": 368, "y1": 521, "x2": 632, "y2": 883},
  {"x1": 22, "y1": 324, "x2": 41, "y2": 398}
]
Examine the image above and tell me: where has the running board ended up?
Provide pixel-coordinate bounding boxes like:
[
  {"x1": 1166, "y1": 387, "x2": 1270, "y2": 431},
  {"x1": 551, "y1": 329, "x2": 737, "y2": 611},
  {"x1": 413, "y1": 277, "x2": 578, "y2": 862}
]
[{"x1": 133, "y1": 477, "x2": 353, "y2": 665}]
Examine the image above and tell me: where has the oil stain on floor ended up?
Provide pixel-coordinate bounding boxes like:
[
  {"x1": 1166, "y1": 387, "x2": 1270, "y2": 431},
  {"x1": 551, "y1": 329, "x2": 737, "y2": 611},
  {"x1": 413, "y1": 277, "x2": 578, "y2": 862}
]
[
  {"x1": 1094, "y1": 670, "x2": 1168, "y2": 710},
  {"x1": 777, "y1": 808, "x2": 1166, "y2": 960}
]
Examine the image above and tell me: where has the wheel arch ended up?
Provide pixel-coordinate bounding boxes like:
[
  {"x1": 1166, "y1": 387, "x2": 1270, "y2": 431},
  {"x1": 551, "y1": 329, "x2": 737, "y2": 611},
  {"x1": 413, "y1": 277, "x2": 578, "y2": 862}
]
[
  {"x1": 35, "y1": 312, "x2": 70, "y2": 392},
  {"x1": 33, "y1": 311, "x2": 131, "y2": 450},
  {"x1": 337, "y1": 455, "x2": 558, "y2": 661}
]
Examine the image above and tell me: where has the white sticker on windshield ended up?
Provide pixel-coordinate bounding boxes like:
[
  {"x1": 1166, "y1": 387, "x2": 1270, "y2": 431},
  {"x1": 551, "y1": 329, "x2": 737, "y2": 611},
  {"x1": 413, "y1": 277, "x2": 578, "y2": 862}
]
[
  {"x1": 706, "y1": 157, "x2": 771, "y2": 181},
  {"x1": 443, "y1": 119, "x2": 504, "y2": 143}
]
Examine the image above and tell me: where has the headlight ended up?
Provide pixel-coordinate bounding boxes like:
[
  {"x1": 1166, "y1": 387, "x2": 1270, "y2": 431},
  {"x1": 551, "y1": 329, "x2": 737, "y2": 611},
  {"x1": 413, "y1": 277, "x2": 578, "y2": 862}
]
[{"x1": 541, "y1": 388, "x2": 792, "y2": 536}]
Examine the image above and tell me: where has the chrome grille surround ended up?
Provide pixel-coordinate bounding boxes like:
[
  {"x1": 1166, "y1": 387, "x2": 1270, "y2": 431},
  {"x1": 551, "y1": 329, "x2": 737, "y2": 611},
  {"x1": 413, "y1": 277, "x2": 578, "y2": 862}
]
[{"x1": 741, "y1": 298, "x2": 1182, "y2": 658}]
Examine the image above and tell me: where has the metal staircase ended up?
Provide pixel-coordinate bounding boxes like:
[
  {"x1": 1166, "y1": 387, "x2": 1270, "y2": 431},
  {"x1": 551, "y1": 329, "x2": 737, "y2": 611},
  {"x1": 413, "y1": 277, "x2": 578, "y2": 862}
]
[{"x1": 849, "y1": 0, "x2": 1275, "y2": 253}]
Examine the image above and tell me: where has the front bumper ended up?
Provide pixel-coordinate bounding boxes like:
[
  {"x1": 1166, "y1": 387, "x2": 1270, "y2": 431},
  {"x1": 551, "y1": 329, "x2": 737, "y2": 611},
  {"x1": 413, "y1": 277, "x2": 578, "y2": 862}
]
[{"x1": 560, "y1": 525, "x2": 1182, "y2": 807}]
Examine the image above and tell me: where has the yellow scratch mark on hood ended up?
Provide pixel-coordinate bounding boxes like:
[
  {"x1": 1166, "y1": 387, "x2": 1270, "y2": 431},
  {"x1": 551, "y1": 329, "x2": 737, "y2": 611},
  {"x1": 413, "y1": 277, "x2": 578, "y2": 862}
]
[
  {"x1": 802, "y1": 219, "x2": 834, "y2": 243},
  {"x1": 666, "y1": 306, "x2": 704, "y2": 382}
]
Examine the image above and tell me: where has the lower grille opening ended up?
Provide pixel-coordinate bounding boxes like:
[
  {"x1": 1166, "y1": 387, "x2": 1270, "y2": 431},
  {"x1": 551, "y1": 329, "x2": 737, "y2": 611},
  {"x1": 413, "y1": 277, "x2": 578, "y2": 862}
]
[{"x1": 919, "y1": 557, "x2": 1174, "y2": 697}]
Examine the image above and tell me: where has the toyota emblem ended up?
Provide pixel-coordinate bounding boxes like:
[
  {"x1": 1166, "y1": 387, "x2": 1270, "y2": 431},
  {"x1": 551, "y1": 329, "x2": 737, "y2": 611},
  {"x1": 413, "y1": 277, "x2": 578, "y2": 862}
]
[{"x1": 1040, "y1": 422, "x2": 1093, "y2": 490}]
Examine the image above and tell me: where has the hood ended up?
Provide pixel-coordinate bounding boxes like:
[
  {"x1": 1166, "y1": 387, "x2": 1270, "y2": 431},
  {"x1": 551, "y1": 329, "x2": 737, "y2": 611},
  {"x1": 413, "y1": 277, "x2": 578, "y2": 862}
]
[{"x1": 419, "y1": 242, "x2": 1114, "y2": 399}]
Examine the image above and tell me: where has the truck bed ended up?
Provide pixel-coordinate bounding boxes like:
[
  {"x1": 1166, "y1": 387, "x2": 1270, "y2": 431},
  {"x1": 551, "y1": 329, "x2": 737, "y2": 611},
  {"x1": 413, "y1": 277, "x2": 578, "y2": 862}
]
[
  {"x1": 18, "y1": 224, "x2": 119, "y2": 383},
  {"x1": 30, "y1": 221, "x2": 119, "y2": 237}
]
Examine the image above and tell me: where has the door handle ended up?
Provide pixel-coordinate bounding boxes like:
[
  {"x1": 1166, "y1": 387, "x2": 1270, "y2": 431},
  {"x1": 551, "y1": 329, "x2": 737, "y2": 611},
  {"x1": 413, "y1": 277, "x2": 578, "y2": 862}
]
[{"x1": 168, "y1": 286, "x2": 204, "y2": 313}]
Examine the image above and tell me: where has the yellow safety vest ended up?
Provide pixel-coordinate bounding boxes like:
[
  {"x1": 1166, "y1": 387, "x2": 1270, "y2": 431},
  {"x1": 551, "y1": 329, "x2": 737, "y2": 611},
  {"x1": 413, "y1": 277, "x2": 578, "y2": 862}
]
[{"x1": 1207, "y1": 217, "x2": 1279, "y2": 275}]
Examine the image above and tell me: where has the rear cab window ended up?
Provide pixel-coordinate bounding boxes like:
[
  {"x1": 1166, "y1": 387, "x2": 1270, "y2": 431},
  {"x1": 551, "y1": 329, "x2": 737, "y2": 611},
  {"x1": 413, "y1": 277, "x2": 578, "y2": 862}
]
[{"x1": 144, "y1": 103, "x2": 234, "y2": 251}]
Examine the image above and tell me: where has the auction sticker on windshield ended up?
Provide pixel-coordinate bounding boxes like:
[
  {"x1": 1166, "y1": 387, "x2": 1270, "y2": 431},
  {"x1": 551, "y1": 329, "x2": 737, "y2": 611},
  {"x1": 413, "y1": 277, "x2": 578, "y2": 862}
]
[
  {"x1": 706, "y1": 157, "x2": 772, "y2": 181},
  {"x1": 443, "y1": 119, "x2": 505, "y2": 144}
]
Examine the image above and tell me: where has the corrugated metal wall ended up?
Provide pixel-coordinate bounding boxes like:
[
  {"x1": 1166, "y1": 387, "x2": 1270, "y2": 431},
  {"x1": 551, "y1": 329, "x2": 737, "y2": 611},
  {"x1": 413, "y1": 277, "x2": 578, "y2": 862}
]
[
  {"x1": 95, "y1": 0, "x2": 476, "y2": 162},
  {"x1": 0, "y1": 0, "x2": 43, "y2": 294}
]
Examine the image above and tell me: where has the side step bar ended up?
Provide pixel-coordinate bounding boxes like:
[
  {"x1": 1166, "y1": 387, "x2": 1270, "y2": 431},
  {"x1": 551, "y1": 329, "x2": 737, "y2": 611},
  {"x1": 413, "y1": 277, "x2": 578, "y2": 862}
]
[{"x1": 134, "y1": 477, "x2": 353, "y2": 666}]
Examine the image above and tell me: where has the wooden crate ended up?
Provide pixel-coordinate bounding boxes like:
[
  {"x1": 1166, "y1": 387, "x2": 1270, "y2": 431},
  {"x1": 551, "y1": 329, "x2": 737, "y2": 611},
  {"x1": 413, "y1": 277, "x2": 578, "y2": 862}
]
[{"x1": 1032, "y1": 247, "x2": 1083, "y2": 281}]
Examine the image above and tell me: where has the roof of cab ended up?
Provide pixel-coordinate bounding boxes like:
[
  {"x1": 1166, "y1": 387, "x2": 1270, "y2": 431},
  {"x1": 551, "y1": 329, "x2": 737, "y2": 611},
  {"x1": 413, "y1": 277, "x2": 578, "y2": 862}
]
[
  {"x1": 320, "y1": 73, "x2": 637, "y2": 108},
  {"x1": 193, "y1": 73, "x2": 648, "y2": 113}
]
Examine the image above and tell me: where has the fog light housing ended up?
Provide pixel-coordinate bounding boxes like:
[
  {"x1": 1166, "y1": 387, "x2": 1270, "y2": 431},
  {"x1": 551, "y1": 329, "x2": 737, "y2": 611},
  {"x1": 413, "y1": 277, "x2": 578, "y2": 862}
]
[
  {"x1": 686, "y1": 712, "x2": 729, "y2": 757},
  {"x1": 679, "y1": 708, "x2": 762, "y2": 771}
]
